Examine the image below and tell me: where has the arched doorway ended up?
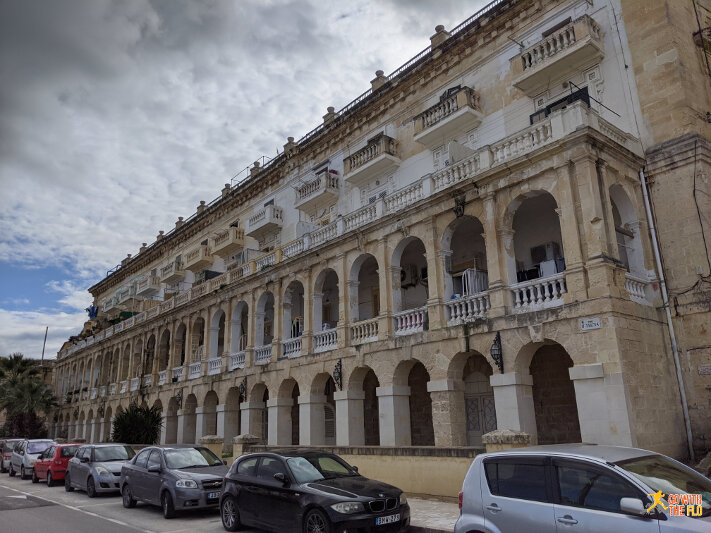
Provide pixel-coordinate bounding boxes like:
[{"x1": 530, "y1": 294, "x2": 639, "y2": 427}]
[
  {"x1": 408, "y1": 362, "x2": 434, "y2": 446},
  {"x1": 277, "y1": 378, "x2": 300, "y2": 445},
  {"x1": 144, "y1": 335, "x2": 156, "y2": 375},
  {"x1": 166, "y1": 397, "x2": 179, "y2": 444},
  {"x1": 530, "y1": 344, "x2": 581, "y2": 444},
  {"x1": 255, "y1": 292, "x2": 274, "y2": 348},
  {"x1": 158, "y1": 330, "x2": 170, "y2": 371},
  {"x1": 190, "y1": 317, "x2": 206, "y2": 361},
  {"x1": 462, "y1": 354, "x2": 496, "y2": 446},
  {"x1": 313, "y1": 269, "x2": 339, "y2": 336},
  {"x1": 209, "y1": 309, "x2": 226, "y2": 359},
  {"x1": 224, "y1": 387, "x2": 242, "y2": 446},
  {"x1": 392, "y1": 237, "x2": 429, "y2": 334},
  {"x1": 349, "y1": 254, "x2": 380, "y2": 322},
  {"x1": 230, "y1": 301, "x2": 249, "y2": 353},
  {"x1": 174, "y1": 323, "x2": 187, "y2": 366},
  {"x1": 203, "y1": 391, "x2": 219, "y2": 436}
]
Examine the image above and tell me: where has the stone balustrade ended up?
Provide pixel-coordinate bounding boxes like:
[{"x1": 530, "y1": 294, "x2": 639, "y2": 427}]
[
  {"x1": 510, "y1": 272, "x2": 567, "y2": 312},
  {"x1": 254, "y1": 345, "x2": 272, "y2": 365},
  {"x1": 350, "y1": 318, "x2": 379, "y2": 345},
  {"x1": 344, "y1": 133, "x2": 398, "y2": 174},
  {"x1": 229, "y1": 352, "x2": 246, "y2": 371},
  {"x1": 314, "y1": 328, "x2": 338, "y2": 352},
  {"x1": 158, "y1": 370, "x2": 167, "y2": 386},
  {"x1": 119, "y1": 380, "x2": 127, "y2": 394},
  {"x1": 130, "y1": 377, "x2": 139, "y2": 391},
  {"x1": 189, "y1": 362, "x2": 202, "y2": 379},
  {"x1": 90, "y1": 388, "x2": 97, "y2": 400},
  {"x1": 143, "y1": 374, "x2": 152, "y2": 387},
  {"x1": 207, "y1": 357, "x2": 222, "y2": 375},
  {"x1": 109, "y1": 383, "x2": 117, "y2": 395},
  {"x1": 281, "y1": 337, "x2": 302, "y2": 358},
  {"x1": 446, "y1": 293, "x2": 491, "y2": 324},
  {"x1": 393, "y1": 307, "x2": 428, "y2": 335},
  {"x1": 625, "y1": 273, "x2": 651, "y2": 306},
  {"x1": 172, "y1": 366, "x2": 183, "y2": 381}
]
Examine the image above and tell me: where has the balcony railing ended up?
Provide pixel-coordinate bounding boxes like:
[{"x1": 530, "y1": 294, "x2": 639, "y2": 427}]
[
  {"x1": 160, "y1": 260, "x2": 186, "y2": 284},
  {"x1": 143, "y1": 374, "x2": 152, "y2": 387},
  {"x1": 413, "y1": 87, "x2": 483, "y2": 149},
  {"x1": 90, "y1": 388, "x2": 97, "y2": 400},
  {"x1": 281, "y1": 337, "x2": 302, "y2": 358},
  {"x1": 446, "y1": 292, "x2": 491, "y2": 325},
  {"x1": 191, "y1": 345, "x2": 204, "y2": 363},
  {"x1": 175, "y1": 291, "x2": 191, "y2": 307},
  {"x1": 350, "y1": 318, "x2": 379, "y2": 345},
  {"x1": 625, "y1": 273, "x2": 652, "y2": 306},
  {"x1": 343, "y1": 133, "x2": 400, "y2": 186},
  {"x1": 172, "y1": 366, "x2": 183, "y2": 381},
  {"x1": 246, "y1": 205, "x2": 283, "y2": 240},
  {"x1": 109, "y1": 383, "x2": 117, "y2": 395},
  {"x1": 207, "y1": 357, "x2": 222, "y2": 375},
  {"x1": 295, "y1": 172, "x2": 340, "y2": 213},
  {"x1": 513, "y1": 15, "x2": 604, "y2": 96},
  {"x1": 282, "y1": 238, "x2": 305, "y2": 259},
  {"x1": 229, "y1": 352, "x2": 246, "y2": 371},
  {"x1": 188, "y1": 362, "x2": 202, "y2": 379},
  {"x1": 116, "y1": 285, "x2": 138, "y2": 305},
  {"x1": 210, "y1": 227, "x2": 245, "y2": 258},
  {"x1": 158, "y1": 370, "x2": 167, "y2": 386},
  {"x1": 99, "y1": 385, "x2": 106, "y2": 398},
  {"x1": 510, "y1": 272, "x2": 567, "y2": 312},
  {"x1": 314, "y1": 328, "x2": 338, "y2": 352},
  {"x1": 184, "y1": 244, "x2": 213, "y2": 272},
  {"x1": 393, "y1": 307, "x2": 428, "y2": 335},
  {"x1": 119, "y1": 380, "x2": 127, "y2": 394},
  {"x1": 256, "y1": 251, "x2": 277, "y2": 270},
  {"x1": 136, "y1": 275, "x2": 161, "y2": 296},
  {"x1": 208, "y1": 272, "x2": 229, "y2": 292},
  {"x1": 254, "y1": 345, "x2": 272, "y2": 365},
  {"x1": 130, "y1": 377, "x2": 139, "y2": 392}
]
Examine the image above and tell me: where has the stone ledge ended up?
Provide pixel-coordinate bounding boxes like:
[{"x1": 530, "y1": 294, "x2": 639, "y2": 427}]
[
  {"x1": 198, "y1": 435, "x2": 224, "y2": 445},
  {"x1": 242, "y1": 444, "x2": 482, "y2": 458}
]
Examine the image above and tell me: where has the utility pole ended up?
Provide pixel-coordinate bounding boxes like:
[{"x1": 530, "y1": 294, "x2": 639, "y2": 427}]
[{"x1": 40, "y1": 326, "x2": 48, "y2": 366}]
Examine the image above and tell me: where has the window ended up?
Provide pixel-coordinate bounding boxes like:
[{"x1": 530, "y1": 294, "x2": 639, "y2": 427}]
[
  {"x1": 555, "y1": 463, "x2": 641, "y2": 513},
  {"x1": 94, "y1": 445, "x2": 135, "y2": 462},
  {"x1": 257, "y1": 457, "x2": 283, "y2": 481},
  {"x1": 61, "y1": 446, "x2": 79, "y2": 458},
  {"x1": 147, "y1": 450, "x2": 162, "y2": 470},
  {"x1": 485, "y1": 460, "x2": 548, "y2": 502},
  {"x1": 237, "y1": 457, "x2": 258, "y2": 477},
  {"x1": 134, "y1": 449, "x2": 151, "y2": 469}
]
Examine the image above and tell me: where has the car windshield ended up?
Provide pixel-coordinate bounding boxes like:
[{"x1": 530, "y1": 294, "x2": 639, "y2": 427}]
[
  {"x1": 4, "y1": 442, "x2": 18, "y2": 452},
  {"x1": 616, "y1": 454, "x2": 711, "y2": 517},
  {"x1": 61, "y1": 446, "x2": 79, "y2": 458},
  {"x1": 287, "y1": 454, "x2": 358, "y2": 484},
  {"x1": 27, "y1": 442, "x2": 52, "y2": 454},
  {"x1": 164, "y1": 447, "x2": 222, "y2": 469},
  {"x1": 94, "y1": 446, "x2": 135, "y2": 462}
]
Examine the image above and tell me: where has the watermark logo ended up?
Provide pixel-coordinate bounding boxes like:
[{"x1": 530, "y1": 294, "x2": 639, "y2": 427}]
[
  {"x1": 647, "y1": 491, "x2": 704, "y2": 517},
  {"x1": 646, "y1": 490, "x2": 668, "y2": 512}
]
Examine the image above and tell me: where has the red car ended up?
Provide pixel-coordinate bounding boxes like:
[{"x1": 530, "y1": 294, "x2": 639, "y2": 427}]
[{"x1": 32, "y1": 443, "x2": 81, "y2": 486}]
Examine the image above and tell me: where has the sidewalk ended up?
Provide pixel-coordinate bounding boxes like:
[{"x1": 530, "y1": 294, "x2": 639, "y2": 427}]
[{"x1": 407, "y1": 496, "x2": 459, "y2": 533}]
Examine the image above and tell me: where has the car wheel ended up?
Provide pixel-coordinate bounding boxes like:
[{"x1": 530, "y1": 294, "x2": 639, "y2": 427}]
[
  {"x1": 122, "y1": 484, "x2": 136, "y2": 509},
  {"x1": 86, "y1": 476, "x2": 97, "y2": 498},
  {"x1": 20, "y1": 466, "x2": 28, "y2": 480},
  {"x1": 64, "y1": 472, "x2": 74, "y2": 492},
  {"x1": 162, "y1": 491, "x2": 176, "y2": 519},
  {"x1": 8, "y1": 464, "x2": 15, "y2": 477},
  {"x1": 221, "y1": 495, "x2": 241, "y2": 531},
  {"x1": 0, "y1": 461, "x2": 6, "y2": 473},
  {"x1": 47, "y1": 472, "x2": 53, "y2": 487},
  {"x1": 304, "y1": 509, "x2": 331, "y2": 533},
  {"x1": 32, "y1": 470, "x2": 39, "y2": 483}
]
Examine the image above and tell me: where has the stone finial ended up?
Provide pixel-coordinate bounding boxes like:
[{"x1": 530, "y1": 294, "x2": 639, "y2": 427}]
[
  {"x1": 370, "y1": 70, "x2": 388, "y2": 91},
  {"x1": 175, "y1": 216, "x2": 184, "y2": 228},
  {"x1": 430, "y1": 24, "x2": 451, "y2": 48},
  {"x1": 121, "y1": 253, "x2": 132, "y2": 266},
  {"x1": 283, "y1": 136, "x2": 297, "y2": 157},
  {"x1": 222, "y1": 183, "x2": 231, "y2": 198},
  {"x1": 157, "y1": 230, "x2": 165, "y2": 240},
  {"x1": 139, "y1": 242, "x2": 148, "y2": 253},
  {"x1": 197, "y1": 200, "x2": 206, "y2": 214},
  {"x1": 250, "y1": 161, "x2": 261, "y2": 177},
  {"x1": 323, "y1": 106, "x2": 337, "y2": 124}
]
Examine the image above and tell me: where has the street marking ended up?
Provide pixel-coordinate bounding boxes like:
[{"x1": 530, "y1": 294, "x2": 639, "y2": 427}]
[
  {"x1": 6, "y1": 495, "x2": 27, "y2": 499},
  {"x1": 0, "y1": 482, "x2": 154, "y2": 533}
]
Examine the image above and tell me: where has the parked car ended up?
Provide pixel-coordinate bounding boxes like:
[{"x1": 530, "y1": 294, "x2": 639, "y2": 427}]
[
  {"x1": 219, "y1": 449, "x2": 410, "y2": 533},
  {"x1": 455, "y1": 444, "x2": 711, "y2": 533},
  {"x1": 32, "y1": 443, "x2": 81, "y2": 486},
  {"x1": 8, "y1": 439, "x2": 55, "y2": 479},
  {"x1": 0, "y1": 439, "x2": 23, "y2": 473},
  {"x1": 120, "y1": 444, "x2": 228, "y2": 519},
  {"x1": 65, "y1": 443, "x2": 136, "y2": 497}
]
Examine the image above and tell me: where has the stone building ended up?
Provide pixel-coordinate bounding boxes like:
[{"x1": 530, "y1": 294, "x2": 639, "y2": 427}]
[{"x1": 50, "y1": 0, "x2": 711, "y2": 460}]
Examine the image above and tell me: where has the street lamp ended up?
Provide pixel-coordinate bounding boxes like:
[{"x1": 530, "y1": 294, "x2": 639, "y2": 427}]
[{"x1": 490, "y1": 332, "x2": 503, "y2": 374}]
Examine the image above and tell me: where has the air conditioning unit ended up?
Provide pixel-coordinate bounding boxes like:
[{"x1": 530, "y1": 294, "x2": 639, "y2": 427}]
[{"x1": 400, "y1": 265, "x2": 419, "y2": 286}]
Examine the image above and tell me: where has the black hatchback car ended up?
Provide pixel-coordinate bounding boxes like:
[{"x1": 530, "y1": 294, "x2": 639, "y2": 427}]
[{"x1": 220, "y1": 449, "x2": 410, "y2": 533}]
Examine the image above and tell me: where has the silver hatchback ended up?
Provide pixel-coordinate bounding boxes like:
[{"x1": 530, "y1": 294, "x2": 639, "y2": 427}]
[
  {"x1": 455, "y1": 444, "x2": 711, "y2": 533},
  {"x1": 65, "y1": 444, "x2": 136, "y2": 497}
]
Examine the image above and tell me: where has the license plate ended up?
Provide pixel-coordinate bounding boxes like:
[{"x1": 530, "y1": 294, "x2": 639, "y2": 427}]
[
  {"x1": 207, "y1": 491, "x2": 221, "y2": 499},
  {"x1": 375, "y1": 513, "x2": 400, "y2": 526}
]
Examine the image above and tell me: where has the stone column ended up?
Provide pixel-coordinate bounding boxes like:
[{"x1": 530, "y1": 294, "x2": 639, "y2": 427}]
[
  {"x1": 376, "y1": 385, "x2": 411, "y2": 446},
  {"x1": 267, "y1": 398, "x2": 293, "y2": 445},
  {"x1": 88, "y1": 419, "x2": 96, "y2": 443},
  {"x1": 195, "y1": 407, "x2": 207, "y2": 441},
  {"x1": 159, "y1": 414, "x2": 168, "y2": 445},
  {"x1": 376, "y1": 238, "x2": 393, "y2": 338},
  {"x1": 272, "y1": 279, "x2": 283, "y2": 360},
  {"x1": 428, "y1": 380, "x2": 466, "y2": 447},
  {"x1": 108, "y1": 417, "x2": 116, "y2": 441},
  {"x1": 337, "y1": 253, "x2": 348, "y2": 348},
  {"x1": 569, "y1": 364, "x2": 633, "y2": 446},
  {"x1": 176, "y1": 409, "x2": 186, "y2": 443},
  {"x1": 490, "y1": 372, "x2": 537, "y2": 444},
  {"x1": 482, "y1": 192, "x2": 509, "y2": 316},
  {"x1": 334, "y1": 390, "x2": 365, "y2": 446},
  {"x1": 423, "y1": 219, "x2": 445, "y2": 329},
  {"x1": 223, "y1": 404, "x2": 240, "y2": 446},
  {"x1": 302, "y1": 270, "x2": 313, "y2": 355},
  {"x1": 98, "y1": 419, "x2": 105, "y2": 443},
  {"x1": 299, "y1": 394, "x2": 327, "y2": 445},
  {"x1": 240, "y1": 401, "x2": 265, "y2": 441},
  {"x1": 216, "y1": 404, "x2": 226, "y2": 439}
]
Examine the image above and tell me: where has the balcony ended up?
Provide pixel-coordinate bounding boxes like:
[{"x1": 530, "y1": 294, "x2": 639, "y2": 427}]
[
  {"x1": 143, "y1": 374, "x2": 152, "y2": 387},
  {"x1": 294, "y1": 172, "x2": 340, "y2": 214},
  {"x1": 158, "y1": 370, "x2": 167, "y2": 386},
  {"x1": 119, "y1": 380, "x2": 127, "y2": 394},
  {"x1": 254, "y1": 345, "x2": 272, "y2": 365},
  {"x1": 246, "y1": 205, "x2": 283, "y2": 240},
  {"x1": 109, "y1": 383, "x2": 117, "y2": 395},
  {"x1": 130, "y1": 377, "x2": 139, "y2": 392},
  {"x1": 512, "y1": 15, "x2": 604, "y2": 97},
  {"x1": 116, "y1": 284, "x2": 141, "y2": 309},
  {"x1": 314, "y1": 328, "x2": 338, "y2": 353},
  {"x1": 510, "y1": 272, "x2": 567, "y2": 313},
  {"x1": 229, "y1": 352, "x2": 246, "y2": 371},
  {"x1": 413, "y1": 87, "x2": 484, "y2": 150},
  {"x1": 99, "y1": 385, "x2": 106, "y2": 398},
  {"x1": 625, "y1": 273, "x2": 653, "y2": 306},
  {"x1": 393, "y1": 307, "x2": 428, "y2": 336},
  {"x1": 281, "y1": 337, "x2": 302, "y2": 359},
  {"x1": 446, "y1": 293, "x2": 490, "y2": 325},
  {"x1": 343, "y1": 133, "x2": 400, "y2": 187},
  {"x1": 160, "y1": 260, "x2": 186, "y2": 284},
  {"x1": 207, "y1": 357, "x2": 222, "y2": 375},
  {"x1": 188, "y1": 362, "x2": 202, "y2": 379},
  {"x1": 184, "y1": 244, "x2": 213, "y2": 272},
  {"x1": 136, "y1": 275, "x2": 161, "y2": 297},
  {"x1": 350, "y1": 318, "x2": 379, "y2": 345},
  {"x1": 209, "y1": 227, "x2": 245, "y2": 258},
  {"x1": 102, "y1": 296, "x2": 117, "y2": 313},
  {"x1": 172, "y1": 366, "x2": 183, "y2": 381}
]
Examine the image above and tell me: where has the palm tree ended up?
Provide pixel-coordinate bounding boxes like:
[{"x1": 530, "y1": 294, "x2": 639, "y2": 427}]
[{"x1": 0, "y1": 353, "x2": 39, "y2": 382}]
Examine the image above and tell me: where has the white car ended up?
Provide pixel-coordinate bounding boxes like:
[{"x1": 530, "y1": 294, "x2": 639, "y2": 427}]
[
  {"x1": 455, "y1": 444, "x2": 711, "y2": 533},
  {"x1": 9, "y1": 439, "x2": 55, "y2": 480}
]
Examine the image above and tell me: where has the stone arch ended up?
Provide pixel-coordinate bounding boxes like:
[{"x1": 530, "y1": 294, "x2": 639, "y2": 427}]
[
  {"x1": 282, "y1": 280, "x2": 305, "y2": 340},
  {"x1": 209, "y1": 308, "x2": 226, "y2": 359},
  {"x1": 144, "y1": 334, "x2": 155, "y2": 375},
  {"x1": 132, "y1": 339, "x2": 143, "y2": 378},
  {"x1": 392, "y1": 359, "x2": 434, "y2": 446},
  {"x1": 120, "y1": 345, "x2": 131, "y2": 381},
  {"x1": 277, "y1": 378, "x2": 300, "y2": 445},
  {"x1": 255, "y1": 291, "x2": 275, "y2": 347},
  {"x1": 190, "y1": 316, "x2": 206, "y2": 361},
  {"x1": 391, "y1": 236, "x2": 429, "y2": 314},
  {"x1": 441, "y1": 215, "x2": 488, "y2": 304},
  {"x1": 347, "y1": 366, "x2": 380, "y2": 446},
  {"x1": 92, "y1": 354, "x2": 102, "y2": 388},
  {"x1": 165, "y1": 397, "x2": 179, "y2": 444},
  {"x1": 609, "y1": 184, "x2": 646, "y2": 276},
  {"x1": 248, "y1": 382, "x2": 269, "y2": 443},
  {"x1": 313, "y1": 268, "x2": 339, "y2": 333},
  {"x1": 181, "y1": 393, "x2": 198, "y2": 444},
  {"x1": 230, "y1": 301, "x2": 249, "y2": 352},
  {"x1": 224, "y1": 387, "x2": 242, "y2": 447},
  {"x1": 103, "y1": 405, "x2": 113, "y2": 443},
  {"x1": 304, "y1": 373, "x2": 336, "y2": 446},
  {"x1": 451, "y1": 352, "x2": 496, "y2": 446},
  {"x1": 158, "y1": 329, "x2": 171, "y2": 370},
  {"x1": 174, "y1": 323, "x2": 187, "y2": 366},
  {"x1": 202, "y1": 390, "x2": 219, "y2": 436},
  {"x1": 348, "y1": 253, "x2": 380, "y2": 322}
]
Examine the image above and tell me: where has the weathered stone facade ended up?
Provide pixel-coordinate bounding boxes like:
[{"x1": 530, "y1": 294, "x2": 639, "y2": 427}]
[{"x1": 49, "y1": 0, "x2": 710, "y2": 460}]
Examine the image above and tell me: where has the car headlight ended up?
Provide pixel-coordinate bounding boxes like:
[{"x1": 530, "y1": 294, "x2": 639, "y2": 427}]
[
  {"x1": 95, "y1": 466, "x2": 111, "y2": 476},
  {"x1": 28, "y1": 458, "x2": 36, "y2": 465},
  {"x1": 399, "y1": 494, "x2": 407, "y2": 505},
  {"x1": 330, "y1": 502, "x2": 365, "y2": 514},
  {"x1": 176, "y1": 479, "x2": 198, "y2": 489}
]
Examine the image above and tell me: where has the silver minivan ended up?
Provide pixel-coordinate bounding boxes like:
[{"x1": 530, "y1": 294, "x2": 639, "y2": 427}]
[{"x1": 455, "y1": 444, "x2": 711, "y2": 533}]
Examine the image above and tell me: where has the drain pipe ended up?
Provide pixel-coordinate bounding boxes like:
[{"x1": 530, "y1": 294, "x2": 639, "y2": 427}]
[{"x1": 639, "y1": 168, "x2": 694, "y2": 462}]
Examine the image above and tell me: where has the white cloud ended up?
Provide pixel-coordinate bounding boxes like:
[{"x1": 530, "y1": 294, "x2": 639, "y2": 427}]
[
  {"x1": 46, "y1": 280, "x2": 93, "y2": 311},
  {"x1": 0, "y1": 308, "x2": 87, "y2": 359}
]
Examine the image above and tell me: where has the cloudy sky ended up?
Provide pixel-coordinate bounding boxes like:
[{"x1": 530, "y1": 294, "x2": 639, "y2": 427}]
[{"x1": 0, "y1": 0, "x2": 488, "y2": 359}]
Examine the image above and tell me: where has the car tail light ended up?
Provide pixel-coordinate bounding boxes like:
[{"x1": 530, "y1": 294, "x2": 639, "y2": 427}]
[
  {"x1": 55, "y1": 461, "x2": 63, "y2": 465},
  {"x1": 458, "y1": 491, "x2": 463, "y2": 509}
]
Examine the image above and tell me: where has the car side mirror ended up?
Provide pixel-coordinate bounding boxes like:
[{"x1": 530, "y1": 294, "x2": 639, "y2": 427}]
[
  {"x1": 273, "y1": 472, "x2": 289, "y2": 486},
  {"x1": 147, "y1": 465, "x2": 161, "y2": 473},
  {"x1": 620, "y1": 497, "x2": 647, "y2": 516},
  {"x1": 80, "y1": 456, "x2": 90, "y2": 463},
  {"x1": 352, "y1": 466, "x2": 358, "y2": 473},
  {"x1": 223, "y1": 460, "x2": 228, "y2": 465}
]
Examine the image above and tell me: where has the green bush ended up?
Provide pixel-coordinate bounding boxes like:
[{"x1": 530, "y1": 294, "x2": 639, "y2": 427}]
[{"x1": 111, "y1": 404, "x2": 163, "y2": 445}]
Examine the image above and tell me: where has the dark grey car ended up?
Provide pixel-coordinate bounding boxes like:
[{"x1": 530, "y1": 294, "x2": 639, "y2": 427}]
[
  {"x1": 66, "y1": 444, "x2": 136, "y2": 497},
  {"x1": 120, "y1": 445, "x2": 228, "y2": 519}
]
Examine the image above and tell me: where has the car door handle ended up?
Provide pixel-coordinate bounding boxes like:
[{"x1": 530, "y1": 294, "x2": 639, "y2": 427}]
[
  {"x1": 485, "y1": 503, "x2": 502, "y2": 513},
  {"x1": 557, "y1": 515, "x2": 578, "y2": 525}
]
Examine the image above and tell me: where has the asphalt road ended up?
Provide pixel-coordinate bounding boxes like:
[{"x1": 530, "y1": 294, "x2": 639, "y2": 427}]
[{"x1": 0, "y1": 474, "x2": 267, "y2": 533}]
